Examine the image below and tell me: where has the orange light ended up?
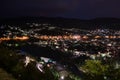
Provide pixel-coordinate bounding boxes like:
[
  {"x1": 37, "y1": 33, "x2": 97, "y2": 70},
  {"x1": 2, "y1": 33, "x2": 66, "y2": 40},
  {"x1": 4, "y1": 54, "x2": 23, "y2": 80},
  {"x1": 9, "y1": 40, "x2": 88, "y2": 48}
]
[
  {"x1": 105, "y1": 36, "x2": 109, "y2": 38},
  {"x1": 95, "y1": 36, "x2": 101, "y2": 39},
  {"x1": 83, "y1": 36, "x2": 89, "y2": 39},
  {"x1": 13, "y1": 36, "x2": 29, "y2": 40}
]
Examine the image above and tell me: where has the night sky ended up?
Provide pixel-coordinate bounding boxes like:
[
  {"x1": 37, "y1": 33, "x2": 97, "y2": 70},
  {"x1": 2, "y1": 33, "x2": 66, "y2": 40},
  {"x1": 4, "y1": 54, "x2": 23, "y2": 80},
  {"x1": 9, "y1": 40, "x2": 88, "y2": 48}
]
[{"x1": 1, "y1": 0, "x2": 120, "y2": 19}]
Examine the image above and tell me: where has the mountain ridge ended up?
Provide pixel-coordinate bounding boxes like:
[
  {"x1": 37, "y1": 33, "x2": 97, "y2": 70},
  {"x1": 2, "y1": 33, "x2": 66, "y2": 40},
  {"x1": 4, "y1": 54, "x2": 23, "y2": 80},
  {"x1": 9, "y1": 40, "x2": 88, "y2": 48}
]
[{"x1": 0, "y1": 17, "x2": 120, "y2": 30}]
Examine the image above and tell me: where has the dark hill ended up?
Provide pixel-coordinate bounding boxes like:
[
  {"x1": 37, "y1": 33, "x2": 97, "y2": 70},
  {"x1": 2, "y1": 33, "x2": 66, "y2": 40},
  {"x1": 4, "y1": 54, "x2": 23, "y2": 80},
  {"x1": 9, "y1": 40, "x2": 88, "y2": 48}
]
[{"x1": 0, "y1": 17, "x2": 120, "y2": 30}]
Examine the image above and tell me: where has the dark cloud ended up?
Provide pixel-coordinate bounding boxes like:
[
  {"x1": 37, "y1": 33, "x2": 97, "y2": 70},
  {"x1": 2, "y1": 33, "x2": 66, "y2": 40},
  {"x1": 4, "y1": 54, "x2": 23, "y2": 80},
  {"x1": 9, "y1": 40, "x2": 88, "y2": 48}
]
[
  {"x1": 0, "y1": 0, "x2": 81, "y2": 18},
  {"x1": 0, "y1": 0, "x2": 120, "y2": 19}
]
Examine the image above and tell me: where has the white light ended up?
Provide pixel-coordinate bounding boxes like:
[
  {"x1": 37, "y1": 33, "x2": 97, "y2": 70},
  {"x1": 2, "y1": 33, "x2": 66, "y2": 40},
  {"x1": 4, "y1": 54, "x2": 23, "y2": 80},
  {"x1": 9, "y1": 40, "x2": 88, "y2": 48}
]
[
  {"x1": 61, "y1": 76, "x2": 64, "y2": 80},
  {"x1": 36, "y1": 63, "x2": 43, "y2": 72}
]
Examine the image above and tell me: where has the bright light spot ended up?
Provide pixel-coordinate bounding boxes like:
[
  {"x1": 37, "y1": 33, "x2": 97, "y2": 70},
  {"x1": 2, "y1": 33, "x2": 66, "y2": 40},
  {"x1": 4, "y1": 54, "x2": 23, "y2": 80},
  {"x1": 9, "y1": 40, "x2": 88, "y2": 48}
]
[
  {"x1": 36, "y1": 63, "x2": 43, "y2": 72},
  {"x1": 73, "y1": 35, "x2": 81, "y2": 39},
  {"x1": 60, "y1": 76, "x2": 64, "y2": 80}
]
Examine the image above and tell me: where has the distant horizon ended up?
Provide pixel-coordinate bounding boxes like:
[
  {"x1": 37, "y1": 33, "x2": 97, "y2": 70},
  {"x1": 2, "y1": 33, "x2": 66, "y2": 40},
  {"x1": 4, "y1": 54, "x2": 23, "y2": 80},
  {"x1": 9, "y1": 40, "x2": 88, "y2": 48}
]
[{"x1": 1, "y1": 16, "x2": 120, "y2": 20}]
